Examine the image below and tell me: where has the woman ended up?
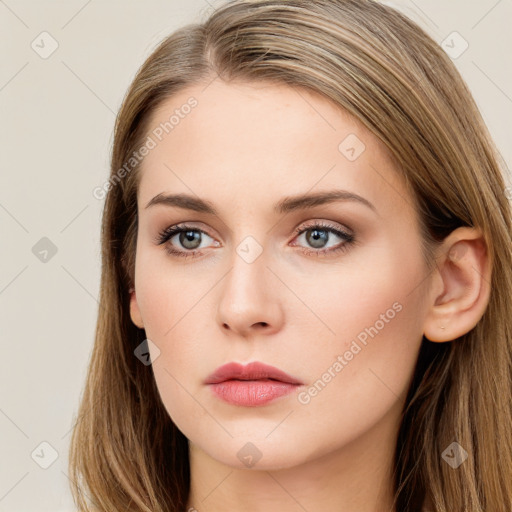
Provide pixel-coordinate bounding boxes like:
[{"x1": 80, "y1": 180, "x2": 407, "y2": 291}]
[{"x1": 68, "y1": 1, "x2": 512, "y2": 510}]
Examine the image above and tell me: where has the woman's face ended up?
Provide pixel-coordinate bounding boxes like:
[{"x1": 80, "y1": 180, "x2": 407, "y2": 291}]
[{"x1": 130, "y1": 79, "x2": 432, "y2": 471}]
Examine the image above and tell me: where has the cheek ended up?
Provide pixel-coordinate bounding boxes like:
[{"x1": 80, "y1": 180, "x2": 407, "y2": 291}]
[
  {"x1": 290, "y1": 235, "x2": 424, "y2": 347},
  {"x1": 290, "y1": 279, "x2": 424, "y2": 453},
  {"x1": 134, "y1": 246, "x2": 203, "y2": 338},
  {"x1": 134, "y1": 251, "x2": 216, "y2": 426},
  {"x1": 299, "y1": 245, "x2": 426, "y2": 418}
]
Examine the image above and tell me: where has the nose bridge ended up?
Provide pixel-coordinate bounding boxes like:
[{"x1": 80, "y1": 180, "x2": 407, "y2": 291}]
[
  {"x1": 216, "y1": 235, "x2": 283, "y2": 335},
  {"x1": 222, "y1": 236, "x2": 270, "y2": 310}
]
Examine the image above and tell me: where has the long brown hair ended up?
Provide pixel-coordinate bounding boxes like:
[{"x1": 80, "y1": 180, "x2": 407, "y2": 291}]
[{"x1": 68, "y1": 1, "x2": 512, "y2": 510}]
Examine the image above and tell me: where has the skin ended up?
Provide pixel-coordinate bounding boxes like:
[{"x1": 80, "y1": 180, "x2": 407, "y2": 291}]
[{"x1": 129, "y1": 79, "x2": 491, "y2": 512}]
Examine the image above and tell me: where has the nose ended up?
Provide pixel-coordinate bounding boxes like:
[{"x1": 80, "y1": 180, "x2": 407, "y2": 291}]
[{"x1": 216, "y1": 247, "x2": 284, "y2": 338}]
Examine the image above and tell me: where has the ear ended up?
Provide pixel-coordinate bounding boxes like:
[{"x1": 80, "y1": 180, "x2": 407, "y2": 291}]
[
  {"x1": 423, "y1": 226, "x2": 491, "y2": 342},
  {"x1": 129, "y1": 287, "x2": 145, "y2": 329}
]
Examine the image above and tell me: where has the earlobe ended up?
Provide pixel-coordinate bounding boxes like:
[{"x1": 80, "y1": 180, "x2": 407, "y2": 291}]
[
  {"x1": 129, "y1": 288, "x2": 145, "y2": 329},
  {"x1": 423, "y1": 227, "x2": 491, "y2": 343}
]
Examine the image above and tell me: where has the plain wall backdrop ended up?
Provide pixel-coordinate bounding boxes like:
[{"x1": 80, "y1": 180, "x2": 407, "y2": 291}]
[{"x1": 1, "y1": 0, "x2": 510, "y2": 510}]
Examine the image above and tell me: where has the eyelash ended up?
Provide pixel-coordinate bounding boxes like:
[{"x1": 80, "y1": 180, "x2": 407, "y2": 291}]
[{"x1": 155, "y1": 221, "x2": 356, "y2": 260}]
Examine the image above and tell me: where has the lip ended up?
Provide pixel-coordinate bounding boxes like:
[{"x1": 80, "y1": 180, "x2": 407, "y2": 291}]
[
  {"x1": 205, "y1": 361, "x2": 303, "y2": 385},
  {"x1": 205, "y1": 362, "x2": 303, "y2": 407}
]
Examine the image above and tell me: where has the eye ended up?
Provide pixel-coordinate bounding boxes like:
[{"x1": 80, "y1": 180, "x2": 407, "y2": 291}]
[
  {"x1": 291, "y1": 221, "x2": 355, "y2": 257},
  {"x1": 155, "y1": 224, "x2": 219, "y2": 259},
  {"x1": 155, "y1": 221, "x2": 356, "y2": 259}
]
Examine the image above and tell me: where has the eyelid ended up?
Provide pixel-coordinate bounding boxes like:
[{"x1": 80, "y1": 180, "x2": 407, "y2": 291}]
[
  {"x1": 292, "y1": 219, "x2": 353, "y2": 237},
  {"x1": 154, "y1": 222, "x2": 213, "y2": 242}
]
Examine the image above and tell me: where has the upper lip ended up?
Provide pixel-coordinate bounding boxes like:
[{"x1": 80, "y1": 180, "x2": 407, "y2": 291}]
[{"x1": 205, "y1": 362, "x2": 303, "y2": 385}]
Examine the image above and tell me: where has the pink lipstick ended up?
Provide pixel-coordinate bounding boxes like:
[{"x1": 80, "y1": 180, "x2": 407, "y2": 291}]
[{"x1": 205, "y1": 361, "x2": 303, "y2": 407}]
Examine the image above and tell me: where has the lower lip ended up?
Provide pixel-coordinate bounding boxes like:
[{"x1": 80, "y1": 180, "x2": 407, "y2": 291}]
[{"x1": 208, "y1": 379, "x2": 300, "y2": 406}]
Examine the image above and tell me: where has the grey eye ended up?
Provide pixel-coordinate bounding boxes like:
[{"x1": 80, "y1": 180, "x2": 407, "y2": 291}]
[{"x1": 305, "y1": 228, "x2": 330, "y2": 248}]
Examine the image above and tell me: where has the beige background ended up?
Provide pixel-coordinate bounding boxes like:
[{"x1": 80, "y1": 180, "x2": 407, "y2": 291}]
[{"x1": 1, "y1": 0, "x2": 510, "y2": 510}]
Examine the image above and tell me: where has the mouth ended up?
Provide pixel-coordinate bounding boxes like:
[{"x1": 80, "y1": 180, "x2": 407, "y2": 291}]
[{"x1": 205, "y1": 361, "x2": 303, "y2": 407}]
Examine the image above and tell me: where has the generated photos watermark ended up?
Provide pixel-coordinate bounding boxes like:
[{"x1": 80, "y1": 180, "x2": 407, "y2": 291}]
[
  {"x1": 93, "y1": 96, "x2": 198, "y2": 200},
  {"x1": 297, "y1": 301, "x2": 403, "y2": 405}
]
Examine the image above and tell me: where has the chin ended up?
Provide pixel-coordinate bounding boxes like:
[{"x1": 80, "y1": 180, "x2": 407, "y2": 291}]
[{"x1": 191, "y1": 431, "x2": 326, "y2": 472}]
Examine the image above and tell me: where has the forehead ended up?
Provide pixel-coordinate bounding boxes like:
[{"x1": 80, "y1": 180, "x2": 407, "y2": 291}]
[{"x1": 137, "y1": 79, "x2": 412, "y2": 220}]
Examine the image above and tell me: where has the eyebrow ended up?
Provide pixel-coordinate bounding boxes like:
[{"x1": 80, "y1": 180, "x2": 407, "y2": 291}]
[{"x1": 144, "y1": 189, "x2": 377, "y2": 215}]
